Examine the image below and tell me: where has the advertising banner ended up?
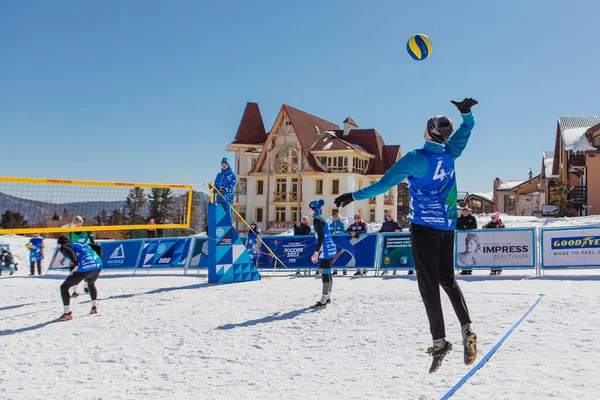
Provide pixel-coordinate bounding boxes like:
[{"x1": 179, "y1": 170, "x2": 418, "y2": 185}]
[
  {"x1": 257, "y1": 233, "x2": 378, "y2": 270},
  {"x1": 380, "y1": 233, "x2": 415, "y2": 270},
  {"x1": 541, "y1": 227, "x2": 600, "y2": 268},
  {"x1": 137, "y1": 238, "x2": 192, "y2": 269},
  {"x1": 455, "y1": 228, "x2": 535, "y2": 269}
]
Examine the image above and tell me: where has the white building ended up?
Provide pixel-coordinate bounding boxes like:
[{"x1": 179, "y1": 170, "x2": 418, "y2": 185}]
[{"x1": 226, "y1": 103, "x2": 402, "y2": 233}]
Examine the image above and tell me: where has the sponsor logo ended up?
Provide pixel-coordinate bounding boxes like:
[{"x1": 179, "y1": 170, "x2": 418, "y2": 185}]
[
  {"x1": 108, "y1": 244, "x2": 125, "y2": 265},
  {"x1": 216, "y1": 228, "x2": 224, "y2": 237},
  {"x1": 483, "y1": 245, "x2": 529, "y2": 253},
  {"x1": 421, "y1": 217, "x2": 445, "y2": 223},
  {"x1": 551, "y1": 236, "x2": 600, "y2": 249}
]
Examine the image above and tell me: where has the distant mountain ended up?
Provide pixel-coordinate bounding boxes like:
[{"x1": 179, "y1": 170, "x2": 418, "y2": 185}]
[
  {"x1": 0, "y1": 190, "x2": 211, "y2": 227},
  {"x1": 0, "y1": 192, "x2": 124, "y2": 225}
]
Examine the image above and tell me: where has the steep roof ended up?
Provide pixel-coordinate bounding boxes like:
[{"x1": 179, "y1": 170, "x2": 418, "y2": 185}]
[
  {"x1": 557, "y1": 117, "x2": 600, "y2": 152},
  {"x1": 382, "y1": 145, "x2": 401, "y2": 171},
  {"x1": 469, "y1": 192, "x2": 494, "y2": 203},
  {"x1": 284, "y1": 105, "x2": 340, "y2": 172},
  {"x1": 334, "y1": 129, "x2": 389, "y2": 174},
  {"x1": 230, "y1": 102, "x2": 267, "y2": 145},
  {"x1": 496, "y1": 180, "x2": 525, "y2": 190},
  {"x1": 310, "y1": 132, "x2": 365, "y2": 153}
]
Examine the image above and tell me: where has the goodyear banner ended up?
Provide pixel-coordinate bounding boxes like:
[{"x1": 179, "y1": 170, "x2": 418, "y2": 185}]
[
  {"x1": 256, "y1": 233, "x2": 378, "y2": 270},
  {"x1": 541, "y1": 227, "x2": 600, "y2": 268},
  {"x1": 380, "y1": 233, "x2": 415, "y2": 270},
  {"x1": 187, "y1": 238, "x2": 210, "y2": 269},
  {"x1": 100, "y1": 240, "x2": 144, "y2": 269},
  {"x1": 137, "y1": 238, "x2": 192, "y2": 269},
  {"x1": 455, "y1": 228, "x2": 535, "y2": 269}
]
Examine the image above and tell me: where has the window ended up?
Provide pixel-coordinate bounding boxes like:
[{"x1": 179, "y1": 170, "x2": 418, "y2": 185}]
[
  {"x1": 276, "y1": 178, "x2": 287, "y2": 192},
  {"x1": 238, "y1": 205, "x2": 246, "y2": 222},
  {"x1": 315, "y1": 179, "x2": 323, "y2": 195},
  {"x1": 238, "y1": 178, "x2": 247, "y2": 195},
  {"x1": 275, "y1": 207, "x2": 286, "y2": 222},
  {"x1": 290, "y1": 206, "x2": 298, "y2": 222},
  {"x1": 594, "y1": 135, "x2": 600, "y2": 149},
  {"x1": 331, "y1": 208, "x2": 339, "y2": 216},
  {"x1": 255, "y1": 207, "x2": 263, "y2": 223},
  {"x1": 369, "y1": 208, "x2": 376, "y2": 223},
  {"x1": 332, "y1": 179, "x2": 340, "y2": 195},
  {"x1": 256, "y1": 180, "x2": 264, "y2": 195},
  {"x1": 505, "y1": 195, "x2": 516, "y2": 207},
  {"x1": 352, "y1": 157, "x2": 369, "y2": 174},
  {"x1": 317, "y1": 155, "x2": 348, "y2": 172}
]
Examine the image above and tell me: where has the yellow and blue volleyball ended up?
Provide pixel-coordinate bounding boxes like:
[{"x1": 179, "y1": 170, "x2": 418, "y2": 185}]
[{"x1": 406, "y1": 34, "x2": 432, "y2": 61}]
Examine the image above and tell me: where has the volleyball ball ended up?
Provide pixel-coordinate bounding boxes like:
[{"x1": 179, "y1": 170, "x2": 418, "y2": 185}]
[{"x1": 406, "y1": 34, "x2": 432, "y2": 61}]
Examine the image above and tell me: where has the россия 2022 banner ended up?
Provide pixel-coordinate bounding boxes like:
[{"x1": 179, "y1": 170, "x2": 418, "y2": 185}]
[
  {"x1": 541, "y1": 226, "x2": 600, "y2": 269},
  {"x1": 455, "y1": 228, "x2": 535, "y2": 270},
  {"x1": 256, "y1": 233, "x2": 378, "y2": 270}
]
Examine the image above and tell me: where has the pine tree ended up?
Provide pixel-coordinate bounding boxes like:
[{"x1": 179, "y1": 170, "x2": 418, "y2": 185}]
[
  {"x1": 551, "y1": 167, "x2": 570, "y2": 217},
  {"x1": 110, "y1": 209, "x2": 124, "y2": 225},
  {"x1": 0, "y1": 210, "x2": 29, "y2": 229},
  {"x1": 124, "y1": 187, "x2": 147, "y2": 224},
  {"x1": 95, "y1": 208, "x2": 109, "y2": 225},
  {"x1": 148, "y1": 188, "x2": 175, "y2": 221}
]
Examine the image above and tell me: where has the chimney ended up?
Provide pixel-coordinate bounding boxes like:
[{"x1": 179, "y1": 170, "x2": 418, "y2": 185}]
[{"x1": 343, "y1": 117, "x2": 358, "y2": 136}]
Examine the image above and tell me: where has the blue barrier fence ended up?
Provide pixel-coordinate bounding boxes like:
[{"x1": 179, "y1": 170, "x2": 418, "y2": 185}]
[{"x1": 45, "y1": 226, "x2": 600, "y2": 274}]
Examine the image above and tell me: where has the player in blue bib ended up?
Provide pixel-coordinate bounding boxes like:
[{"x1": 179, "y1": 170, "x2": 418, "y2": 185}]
[
  {"x1": 55, "y1": 235, "x2": 103, "y2": 322},
  {"x1": 335, "y1": 98, "x2": 479, "y2": 373},
  {"x1": 309, "y1": 199, "x2": 337, "y2": 309},
  {"x1": 28, "y1": 233, "x2": 45, "y2": 275}
]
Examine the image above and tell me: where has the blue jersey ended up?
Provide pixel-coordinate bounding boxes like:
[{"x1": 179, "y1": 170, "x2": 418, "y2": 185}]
[
  {"x1": 71, "y1": 242, "x2": 103, "y2": 273},
  {"x1": 353, "y1": 113, "x2": 474, "y2": 231},
  {"x1": 29, "y1": 237, "x2": 44, "y2": 261},
  {"x1": 246, "y1": 229, "x2": 261, "y2": 260},
  {"x1": 407, "y1": 148, "x2": 457, "y2": 230},
  {"x1": 315, "y1": 215, "x2": 337, "y2": 260},
  {"x1": 329, "y1": 220, "x2": 346, "y2": 234}
]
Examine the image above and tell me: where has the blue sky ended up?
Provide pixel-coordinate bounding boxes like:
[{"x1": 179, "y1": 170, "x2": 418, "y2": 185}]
[{"x1": 2, "y1": 0, "x2": 599, "y2": 195}]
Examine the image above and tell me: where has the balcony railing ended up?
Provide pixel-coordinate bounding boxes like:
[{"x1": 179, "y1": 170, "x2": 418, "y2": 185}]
[
  {"x1": 273, "y1": 192, "x2": 303, "y2": 202},
  {"x1": 268, "y1": 221, "x2": 296, "y2": 230},
  {"x1": 568, "y1": 186, "x2": 587, "y2": 204},
  {"x1": 275, "y1": 163, "x2": 299, "y2": 174}
]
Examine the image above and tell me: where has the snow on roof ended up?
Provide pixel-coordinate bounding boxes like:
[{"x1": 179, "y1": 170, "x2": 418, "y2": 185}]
[
  {"x1": 471, "y1": 191, "x2": 493, "y2": 202},
  {"x1": 562, "y1": 128, "x2": 596, "y2": 152},
  {"x1": 543, "y1": 152, "x2": 557, "y2": 178},
  {"x1": 497, "y1": 181, "x2": 525, "y2": 190}
]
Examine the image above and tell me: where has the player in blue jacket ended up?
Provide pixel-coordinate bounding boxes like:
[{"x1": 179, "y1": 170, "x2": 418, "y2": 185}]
[
  {"x1": 246, "y1": 221, "x2": 262, "y2": 267},
  {"x1": 28, "y1": 233, "x2": 45, "y2": 275},
  {"x1": 309, "y1": 199, "x2": 338, "y2": 309},
  {"x1": 335, "y1": 98, "x2": 479, "y2": 373},
  {"x1": 214, "y1": 157, "x2": 237, "y2": 216},
  {"x1": 55, "y1": 235, "x2": 103, "y2": 322}
]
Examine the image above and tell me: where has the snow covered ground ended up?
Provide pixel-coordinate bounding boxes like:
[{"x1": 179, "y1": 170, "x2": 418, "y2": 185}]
[{"x1": 1, "y1": 215, "x2": 600, "y2": 399}]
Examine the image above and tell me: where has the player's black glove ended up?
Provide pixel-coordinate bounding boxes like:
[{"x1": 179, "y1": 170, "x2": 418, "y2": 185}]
[
  {"x1": 451, "y1": 98, "x2": 478, "y2": 114},
  {"x1": 334, "y1": 192, "x2": 355, "y2": 208}
]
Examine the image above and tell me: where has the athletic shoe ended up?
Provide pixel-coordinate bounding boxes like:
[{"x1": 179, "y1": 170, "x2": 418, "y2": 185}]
[
  {"x1": 463, "y1": 329, "x2": 477, "y2": 365},
  {"x1": 55, "y1": 312, "x2": 73, "y2": 322},
  {"x1": 310, "y1": 301, "x2": 327, "y2": 309},
  {"x1": 427, "y1": 341, "x2": 453, "y2": 373},
  {"x1": 354, "y1": 271, "x2": 362, "y2": 276},
  {"x1": 90, "y1": 306, "x2": 98, "y2": 315}
]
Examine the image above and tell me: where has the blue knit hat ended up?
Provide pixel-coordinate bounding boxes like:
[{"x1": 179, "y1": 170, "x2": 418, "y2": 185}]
[
  {"x1": 221, "y1": 157, "x2": 229, "y2": 164},
  {"x1": 309, "y1": 199, "x2": 325, "y2": 213}
]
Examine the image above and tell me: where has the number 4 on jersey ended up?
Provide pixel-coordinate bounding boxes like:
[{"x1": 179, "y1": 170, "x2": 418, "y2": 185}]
[{"x1": 433, "y1": 160, "x2": 447, "y2": 181}]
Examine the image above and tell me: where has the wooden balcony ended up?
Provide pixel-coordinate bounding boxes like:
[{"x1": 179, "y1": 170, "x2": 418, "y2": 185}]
[
  {"x1": 384, "y1": 194, "x2": 394, "y2": 206},
  {"x1": 275, "y1": 163, "x2": 299, "y2": 174},
  {"x1": 273, "y1": 191, "x2": 303, "y2": 202},
  {"x1": 268, "y1": 221, "x2": 296, "y2": 230},
  {"x1": 568, "y1": 186, "x2": 587, "y2": 205}
]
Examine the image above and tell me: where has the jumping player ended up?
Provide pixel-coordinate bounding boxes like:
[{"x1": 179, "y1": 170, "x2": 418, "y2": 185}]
[
  {"x1": 335, "y1": 98, "x2": 479, "y2": 373},
  {"x1": 309, "y1": 199, "x2": 337, "y2": 309}
]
